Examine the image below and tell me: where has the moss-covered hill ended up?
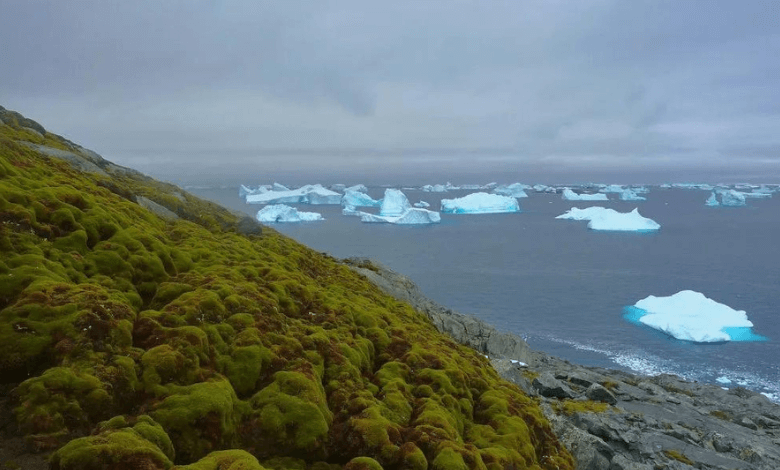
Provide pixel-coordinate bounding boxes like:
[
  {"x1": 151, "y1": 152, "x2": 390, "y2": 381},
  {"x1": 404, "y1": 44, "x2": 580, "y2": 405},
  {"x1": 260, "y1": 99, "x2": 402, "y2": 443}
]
[{"x1": 0, "y1": 106, "x2": 574, "y2": 470}]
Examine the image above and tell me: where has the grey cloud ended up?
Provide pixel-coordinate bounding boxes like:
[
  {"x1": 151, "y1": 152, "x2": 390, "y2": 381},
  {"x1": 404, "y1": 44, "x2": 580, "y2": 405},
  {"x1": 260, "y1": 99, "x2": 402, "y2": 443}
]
[{"x1": 1, "y1": 0, "x2": 779, "y2": 179}]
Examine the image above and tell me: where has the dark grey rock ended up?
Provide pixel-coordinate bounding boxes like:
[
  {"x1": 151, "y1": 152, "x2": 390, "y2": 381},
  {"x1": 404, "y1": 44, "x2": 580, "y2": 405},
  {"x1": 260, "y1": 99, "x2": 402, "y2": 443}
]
[
  {"x1": 236, "y1": 216, "x2": 263, "y2": 236},
  {"x1": 137, "y1": 196, "x2": 179, "y2": 222},
  {"x1": 586, "y1": 383, "x2": 618, "y2": 405},
  {"x1": 533, "y1": 372, "x2": 575, "y2": 399}
]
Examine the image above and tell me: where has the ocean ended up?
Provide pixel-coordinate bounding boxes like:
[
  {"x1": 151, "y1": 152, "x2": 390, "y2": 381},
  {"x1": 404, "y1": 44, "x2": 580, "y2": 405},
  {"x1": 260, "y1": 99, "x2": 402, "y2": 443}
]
[{"x1": 189, "y1": 183, "x2": 780, "y2": 401}]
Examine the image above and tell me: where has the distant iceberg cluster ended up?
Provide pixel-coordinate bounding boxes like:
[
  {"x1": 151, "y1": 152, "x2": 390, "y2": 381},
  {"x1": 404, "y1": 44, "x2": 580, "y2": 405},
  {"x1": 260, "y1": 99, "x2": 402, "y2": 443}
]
[
  {"x1": 561, "y1": 189, "x2": 609, "y2": 201},
  {"x1": 705, "y1": 188, "x2": 773, "y2": 207},
  {"x1": 238, "y1": 180, "x2": 777, "y2": 228},
  {"x1": 624, "y1": 290, "x2": 766, "y2": 343},
  {"x1": 245, "y1": 184, "x2": 341, "y2": 205},
  {"x1": 255, "y1": 204, "x2": 323, "y2": 223},
  {"x1": 556, "y1": 207, "x2": 660, "y2": 231},
  {"x1": 441, "y1": 192, "x2": 520, "y2": 214}
]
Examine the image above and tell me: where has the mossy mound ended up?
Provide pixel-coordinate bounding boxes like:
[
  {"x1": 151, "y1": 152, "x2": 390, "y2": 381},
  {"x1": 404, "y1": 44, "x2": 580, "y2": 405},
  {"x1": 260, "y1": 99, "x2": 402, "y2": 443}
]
[{"x1": 0, "y1": 107, "x2": 574, "y2": 469}]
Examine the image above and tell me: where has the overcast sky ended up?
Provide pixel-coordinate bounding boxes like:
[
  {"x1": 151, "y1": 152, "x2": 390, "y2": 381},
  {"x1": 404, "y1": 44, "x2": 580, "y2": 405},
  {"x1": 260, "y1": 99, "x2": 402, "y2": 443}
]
[{"x1": 2, "y1": 0, "x2": 779, "y2": 183}]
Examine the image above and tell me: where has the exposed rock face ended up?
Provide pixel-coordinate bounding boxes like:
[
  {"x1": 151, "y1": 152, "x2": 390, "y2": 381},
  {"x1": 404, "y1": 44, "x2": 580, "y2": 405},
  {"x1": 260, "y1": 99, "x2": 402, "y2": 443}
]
[
  {"x1": 350, "y1": 258, "x2": 780, "y2": 470},
  {"x1": 137, "y1": 196, "x2": 179, "y2": 222}
]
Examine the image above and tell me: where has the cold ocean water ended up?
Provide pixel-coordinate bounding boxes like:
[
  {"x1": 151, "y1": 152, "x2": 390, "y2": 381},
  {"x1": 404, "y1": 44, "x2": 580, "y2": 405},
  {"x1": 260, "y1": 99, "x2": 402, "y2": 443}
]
[{"x1": 190, "y1": 185, "x2": 780, "y2": 401}]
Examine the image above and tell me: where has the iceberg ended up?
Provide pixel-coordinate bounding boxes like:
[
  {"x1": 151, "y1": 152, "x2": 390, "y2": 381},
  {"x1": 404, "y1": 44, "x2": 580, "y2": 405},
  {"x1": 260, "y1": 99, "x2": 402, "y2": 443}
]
[
  {"x1": 342, "y1": 189, "x2": 380, "y2": 208},
  {"x1": 441, "y1": 192, "x2": 520, "y2": 214},
  {"x1": 742, "y1": 191, "x2": 772, "y2": 199},
  {"x1": 422, "y1": 184, "x2": 448, "y2": 192},
  {"x1": 556, "y1": 207, "x2": 660, "y2": 231},
  {"x1": 345, "y1": 184, "x2": 368, "y2": 193},
  {"x1": 719, "y1": 189, "x2": 746, "y2": 207},
  {"x1": 360, "y1": 208, "x2": 441, "y2": 225},
  {"x1": 705, "y1": 192, "x2": 720, "y2": 206},
  {"x1": 380, "y1": 189, "x2": 412, "y2": 216},
  {"x1": 246, "y1": 184, "x2": 342, "y2": 205},
  {"x1": 619, "y1": 188, "x2": 646, "y2": 201},
  {"x1": 532, "y1": 184, "x2": 556, "y2": 193},
  {"x1": 255, "y1": 204, "x2": 323, "y2": 223},
  {"x1": 599, "y1": 184, "x2": 625, "y2": 193},
  {"x1": 561, "y1": 189, "x2": 609, "y2": 201},
  {"x1": 624, "y1": 290, "x2": 765, "y2": 343},
  {"x1": 493, "y1": 183, "x2": 529, "y2": 198},
  {"x1": 413, "y1": 201, "x2": 430, "y2": 208},
  {"x1": 330, "y1": 183, "x2": 347, "y2": 192}
]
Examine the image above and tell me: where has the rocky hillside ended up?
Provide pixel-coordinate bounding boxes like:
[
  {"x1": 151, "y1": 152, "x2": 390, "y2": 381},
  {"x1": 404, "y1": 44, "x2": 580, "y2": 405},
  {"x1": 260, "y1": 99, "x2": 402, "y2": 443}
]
[
  {"x1": 358, "y1": 260, "x2": 780, "y2": 470},
  {"x1": 0, "y1": 107, "x2": 574, "y2": 469}
]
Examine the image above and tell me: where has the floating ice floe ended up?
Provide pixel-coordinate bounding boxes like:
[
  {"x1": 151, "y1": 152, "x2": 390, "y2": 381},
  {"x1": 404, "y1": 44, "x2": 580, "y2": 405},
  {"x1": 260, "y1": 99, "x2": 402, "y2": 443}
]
[
  {"x1": 718, "y1": 189, "x2": 746, "y2": 207},
  {"x1": 360, "y1": 208, "x2": 441, "y2": 225},
  {"x1": 561, "y1": 188, "x2": 609, "y2": 201},
  {"x1": 441, "y1": 192, "x2": 520, "y2": 214},
  {"x1": 716, "y1": 377, "x2": 732, "y2": 385},
  {"x1": 492, "y1": 183, "x2": 529, "y2": 198},
  {"x1": 743, "y1": 191, "x2": 772, "y2": 199},
  {"x1": 255, "y1": 204, "x2": 323, "y2": 223},
  {"x1": 246, "y1": 184, "x2": 342, "y2": 205},
  {"x1": 380, "y1": 189, "x2": 412, "y2": 216},
  {"x1": 343, "y1": 189, "x2": 380, "y2": 208},
  {"x1": 413, "y1": 201, "x2": 430, "y2": 208},
  {"x1": 619, "y1": 189, "x2": 646, "y2": 201},
  {"x1": 705, "y1": 192, "x2": 720, "y2": 207},
  {"x1": 672, "y1": 183, "x2": 714, "y2": 191},
  {"x1": 624, "y1": 290, "x2": 766, "y2": 343},
  {"x1": 556, "y1": 207, "x2": 660, "y2": 231}
]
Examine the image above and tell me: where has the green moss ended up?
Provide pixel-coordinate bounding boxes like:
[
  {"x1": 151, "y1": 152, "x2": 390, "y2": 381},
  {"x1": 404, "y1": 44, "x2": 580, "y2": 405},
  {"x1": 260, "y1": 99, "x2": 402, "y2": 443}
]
[
  {"x1": 151, "y1": 379, "x2": 246, "y2": 463},
  {"x1": 247, "y1": 371, "x2": 332, "y2": 458},
  {"x1": 0, "y1": 110, "x2": 575, "y2": 470},
  {"x1": 345, "y1": 457, "x2": 384, "y2": 470},
  {"x1": 176, "y1": 450, "x2": 267, "y2": 470},
  {"x1": 49, "y1": 427, "x2": 173, "y2": 470},
  {"x1": 15, "y1": 366, "x2": 112, "y2": 438}
]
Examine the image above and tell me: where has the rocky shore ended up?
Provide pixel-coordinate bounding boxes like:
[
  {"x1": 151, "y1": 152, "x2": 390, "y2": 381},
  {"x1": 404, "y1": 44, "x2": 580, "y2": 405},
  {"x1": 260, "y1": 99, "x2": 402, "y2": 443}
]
[{"x1": 347, "y1": 258, "x2": 780, "y2": 470}]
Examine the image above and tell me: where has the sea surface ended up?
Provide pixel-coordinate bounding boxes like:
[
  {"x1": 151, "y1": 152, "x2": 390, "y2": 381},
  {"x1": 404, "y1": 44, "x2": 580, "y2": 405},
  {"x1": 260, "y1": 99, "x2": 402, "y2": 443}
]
[{"x1": 190, "y1": 184, "x2": 780, "y2": 401}]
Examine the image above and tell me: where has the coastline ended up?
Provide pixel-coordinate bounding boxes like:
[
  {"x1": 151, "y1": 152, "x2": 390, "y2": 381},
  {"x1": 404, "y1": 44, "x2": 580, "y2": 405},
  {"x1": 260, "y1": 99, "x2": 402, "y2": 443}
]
[{"x1": 347, "y1": 258, "x2": 780, "y2": 470}]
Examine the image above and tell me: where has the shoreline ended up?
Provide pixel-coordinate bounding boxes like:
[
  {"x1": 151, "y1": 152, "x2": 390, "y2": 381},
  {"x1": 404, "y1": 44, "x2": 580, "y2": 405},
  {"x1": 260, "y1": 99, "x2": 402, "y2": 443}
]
[{"x1": 347, "y1": 257, "x2": 780, "y2": 469}]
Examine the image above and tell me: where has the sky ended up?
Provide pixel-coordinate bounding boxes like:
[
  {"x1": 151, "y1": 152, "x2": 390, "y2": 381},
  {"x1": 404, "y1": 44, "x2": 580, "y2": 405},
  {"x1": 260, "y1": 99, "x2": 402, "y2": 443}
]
[{"x1": 1, "y1": 0, "x2": 780, "y2": 184}]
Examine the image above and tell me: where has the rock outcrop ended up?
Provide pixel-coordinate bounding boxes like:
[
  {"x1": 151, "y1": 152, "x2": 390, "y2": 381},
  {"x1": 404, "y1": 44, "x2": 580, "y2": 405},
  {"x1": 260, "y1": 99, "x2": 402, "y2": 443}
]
[{"x1": 350, "y1": 258, "x2": 780, "y2": 470}]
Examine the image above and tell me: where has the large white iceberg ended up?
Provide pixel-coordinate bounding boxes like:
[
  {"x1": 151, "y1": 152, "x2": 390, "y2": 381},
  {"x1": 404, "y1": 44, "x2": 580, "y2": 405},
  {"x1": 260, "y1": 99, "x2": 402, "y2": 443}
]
[
  {"x1": 493, "y1": 183, "x2": 529, "y2": 198},
  {"x1": 625, "y1": 290, "x2": 764, "y2": 343},
  {"x1": 719, "y1": 190, "x2": 746, "y2": 207},
  {"x1": 360, "y1": 208, "x2": 441, "y2": 225},
  {"x1": 380, "y1": 189, "x2": 412, "y2": 216},
  {"x1": 441, "y1": 192, "x2": 520, "y2": 214},
  {"x1": 246, "y1": 184, "x2": 342, "y2": 205},
  {"x1": 561, "y1": 189, "x2": 609, "y2": 201},
  {"x1": 343, "y1": 189, "x2": 380, "y2": 208},
  {"x1": 255, "y1": 204, "x2": 323, "y2": 223},
  {"x1": 556, "y1": 207, "x2": 660, "y2": 231}
]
